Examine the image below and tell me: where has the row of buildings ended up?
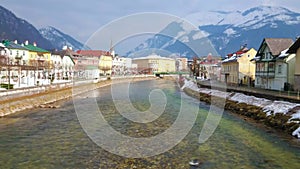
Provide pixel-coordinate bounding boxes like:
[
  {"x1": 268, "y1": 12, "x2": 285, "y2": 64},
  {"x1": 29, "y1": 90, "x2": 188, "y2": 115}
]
[
  {"x1": 192, "y1": 37, "x2": 300, "y2": 92},
  {"x1": 4, "y1": 37, "x2": 300, "y2": 92},
  {"x1": 0, "y1": 40, "x2": 114, "y2": 88},
  {"x1": 0, "y1": 40, "x2": 188, "y2": 88}
]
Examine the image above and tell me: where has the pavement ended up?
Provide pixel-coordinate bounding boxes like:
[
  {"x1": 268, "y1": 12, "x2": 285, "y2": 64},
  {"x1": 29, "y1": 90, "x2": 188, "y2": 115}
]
[{"x1": 195, "y1": 79, "x2": 300, "y2": 103}]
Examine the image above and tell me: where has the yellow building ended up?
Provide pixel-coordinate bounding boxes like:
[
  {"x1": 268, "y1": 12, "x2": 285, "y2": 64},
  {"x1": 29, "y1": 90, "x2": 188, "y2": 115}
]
[
  {"x1": 287, "y1": 38, "x2": 300, "y2": 90},
  {"x1": 99, "y1": 54, "x2": 113, "y2": 76},
  {"x1": 132, "y1": 54, "x2": 176, "y2": 74},
  {"x1": 24, "y1": 41, "x2": 51, "y2": 69},
  {"x1": 221, "y1": 47, "x2": 257, "y2": 86},
  {"x1": 76, "y1": 50, "x2": 113, "y2": 78}
]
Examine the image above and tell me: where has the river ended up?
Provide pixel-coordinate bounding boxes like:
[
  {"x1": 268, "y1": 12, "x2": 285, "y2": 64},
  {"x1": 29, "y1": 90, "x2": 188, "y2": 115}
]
[{"x1": 0, "y1": 79, "x2": 299, "y2": 169}]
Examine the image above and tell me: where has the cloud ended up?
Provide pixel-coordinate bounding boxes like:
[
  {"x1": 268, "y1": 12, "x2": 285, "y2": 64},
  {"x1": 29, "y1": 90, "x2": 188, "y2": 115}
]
[
  {"x1": 1, "y1": 0, "x2": 300, "y2": 44},
  {"x1": 261, "y1": 0, "x2": 276, "y2": 6}
]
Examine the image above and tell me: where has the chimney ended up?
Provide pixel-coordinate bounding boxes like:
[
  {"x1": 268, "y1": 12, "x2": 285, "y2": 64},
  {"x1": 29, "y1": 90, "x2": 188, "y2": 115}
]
[
  {"x1": 33, "y1": 42, "x2": 37, "y2": 47},
  {"x1": 25, "y1": 40, "x2": 29, "y2": 45},
  {"x1": 14, "y1": 40, "x2": 18, "y2": 44}
]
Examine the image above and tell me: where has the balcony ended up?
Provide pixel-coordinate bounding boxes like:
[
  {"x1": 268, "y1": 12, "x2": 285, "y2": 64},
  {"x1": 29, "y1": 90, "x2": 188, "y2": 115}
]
[
  {"x1": 15, "y1": 55, "x2": 22, "y2": 60},
  {"x1": 255, "y1": 71, "x2": 275, "y2": 78}
]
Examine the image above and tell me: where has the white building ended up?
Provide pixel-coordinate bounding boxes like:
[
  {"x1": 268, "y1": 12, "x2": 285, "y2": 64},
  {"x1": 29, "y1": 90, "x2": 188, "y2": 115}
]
[
  {"x1": 51, "y1": 47, "x2": 76, "y2": 81},
  {"x1": 254, "y1": 38, "x2": 294, "y2": 90},
  {"x1": 1, "y1": 40, "x2": 31, "y2": 88}
]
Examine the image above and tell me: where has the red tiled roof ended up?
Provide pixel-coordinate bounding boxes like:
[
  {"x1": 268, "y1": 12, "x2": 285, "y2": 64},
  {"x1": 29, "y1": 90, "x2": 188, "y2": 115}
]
[
  {"x1": 77, "y1": 50, "x2": 111, "y2": 57},
  {"x1": 236, "y1": 51, "x2": 244, "y2": 55}
]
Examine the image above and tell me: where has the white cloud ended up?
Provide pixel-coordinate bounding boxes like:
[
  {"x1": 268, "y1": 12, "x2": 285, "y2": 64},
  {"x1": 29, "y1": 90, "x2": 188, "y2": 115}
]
[{"x1": 1, "y1": 0, "x2": 300, "y2": 43}]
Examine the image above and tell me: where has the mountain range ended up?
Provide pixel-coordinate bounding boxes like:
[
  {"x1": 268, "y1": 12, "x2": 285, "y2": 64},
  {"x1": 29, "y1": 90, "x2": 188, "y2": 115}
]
[
  {"x1": 0, "y1": 5, "x2": 86, "y2": 51},
  {"x1": 127, "y1": 6, "x2": 300, "y2": 58},
  {"x1": 1, "y1": 5, "x2": 300, "y2": 57},
  {"x1": 39, "y1": 26, "x2": 89, "y2": 51}
]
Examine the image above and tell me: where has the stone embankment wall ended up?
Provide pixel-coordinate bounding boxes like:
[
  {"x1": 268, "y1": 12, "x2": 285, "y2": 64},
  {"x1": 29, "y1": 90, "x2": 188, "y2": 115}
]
[
  {"x1": 182, "y1": 84, "x2": 300, "y2": 138},
  {"x1": 0, "y1": 76, "x2": 155, "y2": 117}
]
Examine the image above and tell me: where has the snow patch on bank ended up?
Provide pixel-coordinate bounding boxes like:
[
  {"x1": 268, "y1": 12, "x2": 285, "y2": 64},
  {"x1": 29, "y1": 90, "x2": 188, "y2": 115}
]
[
  {"x1": 263, "y1": 101, "x2": 300, "y2": 116},
  {"x1": 292, "y1": 127, "x2": 300, "y2": 138},
  {"x1": 183, "y1": 79, "x2": 300, "y2": 138},
  {"x1": 230, "y1": 93, "x2": 272, "y2": 107}
]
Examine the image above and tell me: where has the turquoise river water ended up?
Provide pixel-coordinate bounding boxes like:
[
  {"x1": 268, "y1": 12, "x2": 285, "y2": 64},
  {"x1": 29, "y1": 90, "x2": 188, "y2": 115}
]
[{"x1": 0, "y1": 79, "x2": 299, "y2": 169}]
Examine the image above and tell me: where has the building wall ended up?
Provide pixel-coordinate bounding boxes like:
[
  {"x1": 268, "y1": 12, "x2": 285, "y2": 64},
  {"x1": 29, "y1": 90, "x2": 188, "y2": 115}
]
[
  {"x1": 295, "y1": 75, "x2": 300, "y2": 91},
  {"x1": 132, "y1": 59, "x2": 150, "y2": 73},
  {"x1": 270, "y1": 60, "x2": 288, "y2": 90},
  {"x1": 238, "y1": 49, "x2": 256, "y2": 78},
  {"x1": 99, "y1": 55, "x2": 112, "y2": 76},
  {"x1": 133, "y1": 57, "x2": 175, "y2": 74},
  {"x1": 221, "y1": 62, "x2": 239, "y2": 84},
  {"x1": 176, "y1": 58, "x2": 188, "y2": 71},
  {"x1": 295, "y1": 48, "x2": 300, "y2": 90},
  {"x1": 286, "y1": 54, "x2": 296, "y2": 87},
  {"x1": 7, "y1": 48, "x2": 29, "y2": 65},
  {"x1": 295, "y1": 48, "x2": 300, "y2": 75},
  {"x1": 158, "y1": 59, "x2": 175, "y2": 72}
]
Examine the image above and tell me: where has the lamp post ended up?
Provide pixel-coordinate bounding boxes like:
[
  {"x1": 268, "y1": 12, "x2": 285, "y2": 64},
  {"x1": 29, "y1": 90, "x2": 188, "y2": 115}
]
[{"x1": 7, "y1": 53, "x2": 10, "y2": 90}]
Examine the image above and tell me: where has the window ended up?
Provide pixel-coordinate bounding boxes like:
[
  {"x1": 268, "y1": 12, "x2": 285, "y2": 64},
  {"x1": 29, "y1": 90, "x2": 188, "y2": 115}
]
[
  {"x1": 278, "y1": 65, "x2": 282, "y2": 74},
  {"x1": 269, "y1": 62, "x2": 274, "y2": 71}
]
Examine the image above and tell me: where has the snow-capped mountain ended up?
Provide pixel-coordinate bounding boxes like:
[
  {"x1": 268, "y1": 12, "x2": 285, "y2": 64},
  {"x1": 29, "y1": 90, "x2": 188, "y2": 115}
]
[
  {"x1": 128, "y1": 6, "x2": 300, "y2": 58},
  {"x1": 39, "y1": 26, "x2": 89, "y2": 51},
  {"x1": 187, "y1": 6, "x2": 300, "y2": 29},
  {"x1": 0, "y1": 5, "x2": 53, "y2": 49},
  {"x1": 0, "y1": 5, "x2": 88, "y2": 51},
  {"x1": 127, "y1": 21, "x2": 218, "y2": 58}
]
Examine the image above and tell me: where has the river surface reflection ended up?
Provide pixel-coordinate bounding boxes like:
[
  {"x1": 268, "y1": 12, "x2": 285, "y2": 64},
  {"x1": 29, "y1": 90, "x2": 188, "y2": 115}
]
[{"x1": 0, "y1": 79, "x2": 299, "y2": 168}]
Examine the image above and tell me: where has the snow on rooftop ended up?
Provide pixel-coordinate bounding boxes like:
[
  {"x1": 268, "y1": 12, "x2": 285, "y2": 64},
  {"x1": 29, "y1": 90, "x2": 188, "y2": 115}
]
[
  {"x1": 278, "y1": 48, "x2": 289, "y2": 58},
  {"x1": 222, "y1": 55, "x2": 237, "y2": 63}
]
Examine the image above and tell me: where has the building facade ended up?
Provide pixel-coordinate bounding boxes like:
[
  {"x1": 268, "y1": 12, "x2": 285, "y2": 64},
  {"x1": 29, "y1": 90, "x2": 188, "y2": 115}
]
[
  {"x1": 76, "y1": 50, "x2": 112, "y2": 78},
  {"x1": 51, "y1": 47, "x2": 75, "y2": 81},
  {"x1": 176, "y1": 57, "x2": 188, "y2": 72},
  {"x1": 221, "y1": 47, "x2": 257, "y2": 86},
  {"x1": 199, "y1": 54, "x2": 222, "y2": 80},
  {"x1": 287, "y1": 38, "x2": 300, "y2": 91},
  {"x1": 254, "y1": 38, "x2": 294, "y2": 90},
  {"x1": 133, "y1": 54, "x2": 176, "y2": 74}
]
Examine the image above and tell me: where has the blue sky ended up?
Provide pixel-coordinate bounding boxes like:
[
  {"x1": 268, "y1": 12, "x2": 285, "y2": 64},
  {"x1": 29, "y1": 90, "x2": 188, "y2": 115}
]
[{"x1": 1, "y1": 0, "x2": 300, "y2": 52}]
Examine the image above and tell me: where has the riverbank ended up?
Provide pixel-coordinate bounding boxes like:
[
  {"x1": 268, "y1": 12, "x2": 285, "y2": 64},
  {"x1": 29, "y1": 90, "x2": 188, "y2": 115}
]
[
  {"x1": 0, "y1": 75, "x2": 156, "y2": 117},
  {"x1": 181, "y1": 79, "x2": 300, "y2": 139}
]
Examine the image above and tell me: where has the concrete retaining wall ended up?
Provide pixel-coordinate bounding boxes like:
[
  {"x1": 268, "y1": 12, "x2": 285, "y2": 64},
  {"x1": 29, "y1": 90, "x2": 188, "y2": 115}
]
[{"x1": 0, "y1": 75, "x2": 155, "y2": 117}]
